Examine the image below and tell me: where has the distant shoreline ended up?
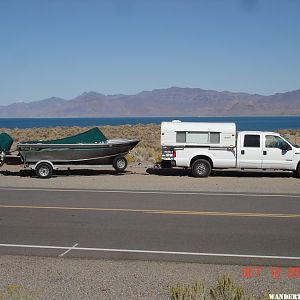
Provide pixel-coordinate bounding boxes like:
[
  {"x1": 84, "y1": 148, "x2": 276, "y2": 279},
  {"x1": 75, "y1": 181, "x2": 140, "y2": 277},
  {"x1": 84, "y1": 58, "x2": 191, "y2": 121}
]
[
  {"x1": 1, "y1": 115, "x2": 300, "y2": 119},
  {"x1": 0, "y1": 116, "x2": 300, "y2": 131}
]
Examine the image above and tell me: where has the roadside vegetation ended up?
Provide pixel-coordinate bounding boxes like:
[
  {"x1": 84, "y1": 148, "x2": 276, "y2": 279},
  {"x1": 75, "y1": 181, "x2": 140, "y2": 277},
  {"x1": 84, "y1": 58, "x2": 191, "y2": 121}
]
[
  {"x1": 0, "y1": 125, "x2": 299, "y2": 165},
  {"x1": 0, "y1": 284, "x2": 40, "y2": 300},
  {"x1": 169, "y1": 274, "x2": 269, "y2": 300},
  {"x1": 0, "y1": 275, "x2": 270, "y2": 300}
]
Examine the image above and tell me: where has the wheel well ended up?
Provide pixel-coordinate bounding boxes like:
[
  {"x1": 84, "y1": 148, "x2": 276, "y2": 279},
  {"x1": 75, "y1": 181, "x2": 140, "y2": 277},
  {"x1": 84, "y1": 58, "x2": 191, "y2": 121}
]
[{"x1": 190, "y1": 155, "x2": 213, "y2": 168}]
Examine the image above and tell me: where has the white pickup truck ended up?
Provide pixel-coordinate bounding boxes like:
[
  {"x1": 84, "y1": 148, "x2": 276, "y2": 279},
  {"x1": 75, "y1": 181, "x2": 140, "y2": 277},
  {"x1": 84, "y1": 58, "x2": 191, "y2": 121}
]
[{"x1": 161, "y1": 121, "x2": 300, "y2": 177}]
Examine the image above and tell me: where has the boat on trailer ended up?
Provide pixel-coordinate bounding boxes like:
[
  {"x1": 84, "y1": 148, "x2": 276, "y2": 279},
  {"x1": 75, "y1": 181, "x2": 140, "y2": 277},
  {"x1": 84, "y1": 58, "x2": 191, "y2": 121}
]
[{"x1": 0, "y1": 127, "x2": 139, "y2": 178}]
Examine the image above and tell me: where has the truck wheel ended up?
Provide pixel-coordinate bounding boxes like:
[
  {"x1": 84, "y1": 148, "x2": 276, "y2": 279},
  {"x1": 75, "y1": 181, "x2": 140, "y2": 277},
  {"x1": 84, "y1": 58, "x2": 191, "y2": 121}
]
[
  {"x1": 161, "y1": 160, "x2": 172, "y2": 169},
  {"x1": 191, "y1": 159, "x2": 211, "y2": 178},
  {"x1": 295, "y1": 165, "x2": 300, "y2": 178},
  {"x1": 113, "y1": 156, "x2": 127, "y2": 173},
  {"x1": 36, "y1": 162, "x2": 53, "y2": 179}
]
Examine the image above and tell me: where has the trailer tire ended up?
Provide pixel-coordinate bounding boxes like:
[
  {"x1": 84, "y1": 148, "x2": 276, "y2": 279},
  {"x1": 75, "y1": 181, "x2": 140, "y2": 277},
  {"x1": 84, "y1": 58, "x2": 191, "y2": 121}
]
[
  {"x1": 36, "y1": 162, "x2": 53, "y2": 179},
  {"x1": 112, "y1": 156, "x2": 127, "y2": 173},
  {"x1": 191, "y1": 159, "x2": 211, "y2": 178}
]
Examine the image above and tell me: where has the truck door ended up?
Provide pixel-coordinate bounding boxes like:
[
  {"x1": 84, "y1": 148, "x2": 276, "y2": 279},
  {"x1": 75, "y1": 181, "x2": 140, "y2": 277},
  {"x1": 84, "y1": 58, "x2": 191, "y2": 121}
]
[
  {"x1": 238, "y1": 133, "x2": 262, "y2": 168},
  {"x1": 262, "y1": 134, "x2": 294, "y2": 170}
]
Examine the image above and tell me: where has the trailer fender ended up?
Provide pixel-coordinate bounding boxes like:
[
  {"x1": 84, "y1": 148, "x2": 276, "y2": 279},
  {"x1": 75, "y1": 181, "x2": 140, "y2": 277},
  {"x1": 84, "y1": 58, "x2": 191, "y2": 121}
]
[{"x1": 33, "y1": 160, "x2": 56, "y2": 170}]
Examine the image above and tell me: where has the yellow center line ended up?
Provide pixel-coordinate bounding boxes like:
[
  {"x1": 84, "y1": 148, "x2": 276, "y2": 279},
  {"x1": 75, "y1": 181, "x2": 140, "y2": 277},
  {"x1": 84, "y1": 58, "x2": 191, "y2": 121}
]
[{"x1": 0, "y1": 204, "x2": 299, "y2": 218}]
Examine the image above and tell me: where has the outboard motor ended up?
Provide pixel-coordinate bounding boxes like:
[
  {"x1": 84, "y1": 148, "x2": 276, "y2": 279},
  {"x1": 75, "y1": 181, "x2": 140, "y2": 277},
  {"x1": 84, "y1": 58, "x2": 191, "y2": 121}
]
[
  {"x1": 0, "y1": 132, "x2": 14, "y2": 166},
  {"x1": 0, "y1": 132, "x2": 13, "y2": 154}
]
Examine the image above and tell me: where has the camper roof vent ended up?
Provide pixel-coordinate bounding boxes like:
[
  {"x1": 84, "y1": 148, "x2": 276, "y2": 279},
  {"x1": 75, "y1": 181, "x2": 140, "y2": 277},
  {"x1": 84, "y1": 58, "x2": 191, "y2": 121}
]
[{"x1": 172, "y1": 120, "x2": 181, "y2": 123}]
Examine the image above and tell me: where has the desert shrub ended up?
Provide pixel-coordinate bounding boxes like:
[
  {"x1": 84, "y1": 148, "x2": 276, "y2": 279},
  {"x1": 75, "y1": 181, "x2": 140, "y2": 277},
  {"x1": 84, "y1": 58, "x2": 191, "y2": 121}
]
[
  {"x1": 125, "y1": 153, "x2": 135, "y2": 164},
  {"x1": 1, "y1": 284, "x2": 41, "y2": 300},
  {"x1": 277, "y1": 129, "x2": 300, "y2": 145},
  {"x1": 170, "y1": 275, "x2": 256, "y2": 300},
  {"x1": 210, "y1": 275, "x2": 254, "y2": 300},
  {"x1": 170, "y1": 280, "x2": 205, "y2": 300}
]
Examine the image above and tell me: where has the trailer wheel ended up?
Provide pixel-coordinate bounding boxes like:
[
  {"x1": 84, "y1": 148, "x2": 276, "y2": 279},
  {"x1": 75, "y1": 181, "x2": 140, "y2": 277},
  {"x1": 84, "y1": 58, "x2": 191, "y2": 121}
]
[
  {"x1": 36, "y1": 162, "x2": 53, "y2": 179},
  {"x1": 191, "y1": 159, "x2": 211, "y2": 178},
  {"x1": 112, "y1": 156, "x2": 127, "y2": 173}
]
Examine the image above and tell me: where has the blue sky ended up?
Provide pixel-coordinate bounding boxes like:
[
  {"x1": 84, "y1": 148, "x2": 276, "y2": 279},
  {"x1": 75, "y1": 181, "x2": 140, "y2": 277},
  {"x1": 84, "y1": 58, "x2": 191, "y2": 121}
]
[{"x1": 0, "y1": 0, "x2": 299, "y2": 104}]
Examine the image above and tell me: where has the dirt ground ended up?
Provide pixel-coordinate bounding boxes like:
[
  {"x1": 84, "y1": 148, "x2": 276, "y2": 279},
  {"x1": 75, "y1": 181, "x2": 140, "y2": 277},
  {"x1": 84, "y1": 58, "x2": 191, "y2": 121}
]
[{"x1": 0, "y1": 165, "x2": 299, "y2": 194}]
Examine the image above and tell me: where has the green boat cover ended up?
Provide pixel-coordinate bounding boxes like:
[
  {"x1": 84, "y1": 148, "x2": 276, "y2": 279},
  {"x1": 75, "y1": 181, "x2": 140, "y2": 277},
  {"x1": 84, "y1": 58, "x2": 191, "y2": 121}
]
[
  {"x1": 24, "y1": 127, "x2": 107, "y2": 144},
  {"x1": 0, "y1": 132, "x2": 14, "y2": 153}
]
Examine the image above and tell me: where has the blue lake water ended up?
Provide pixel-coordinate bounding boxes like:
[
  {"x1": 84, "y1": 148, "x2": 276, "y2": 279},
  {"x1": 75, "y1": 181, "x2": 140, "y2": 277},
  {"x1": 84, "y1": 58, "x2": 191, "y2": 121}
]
[{"x1": 0, "y1": 116, "x2": 299, "y2": 131}]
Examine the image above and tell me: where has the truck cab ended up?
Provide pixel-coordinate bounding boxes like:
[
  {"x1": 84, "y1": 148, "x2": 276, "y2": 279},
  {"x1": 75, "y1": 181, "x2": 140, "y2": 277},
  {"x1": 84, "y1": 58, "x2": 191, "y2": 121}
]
[
  {"x1": 237, "y1": 131, "x2": 299, "y2": 171},
  {"x1": 161, "y1": 121, "x2": 300, "y2": 177}
]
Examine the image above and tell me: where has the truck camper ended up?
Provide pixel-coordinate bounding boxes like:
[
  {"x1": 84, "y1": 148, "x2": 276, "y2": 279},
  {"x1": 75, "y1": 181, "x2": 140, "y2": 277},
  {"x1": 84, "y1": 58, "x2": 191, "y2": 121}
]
[{"x1": 161, "y1": 120, "x2": 300, "y2": 177}]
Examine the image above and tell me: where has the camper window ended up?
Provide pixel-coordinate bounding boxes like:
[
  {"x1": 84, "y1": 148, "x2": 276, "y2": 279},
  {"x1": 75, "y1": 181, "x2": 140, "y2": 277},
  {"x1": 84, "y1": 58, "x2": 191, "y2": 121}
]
[
  {"x1": 176, "y1": 132, "x2": 186, "y2": 143},
  {"x1": 210, "y1": 132, "x2": 220, "y2": 144},
  {"x1": 176, "y1": 131, "x2": 221, "y2": 144},
  {"x1": 186, "y1": 132, "x2": 209, "y2": 144}
]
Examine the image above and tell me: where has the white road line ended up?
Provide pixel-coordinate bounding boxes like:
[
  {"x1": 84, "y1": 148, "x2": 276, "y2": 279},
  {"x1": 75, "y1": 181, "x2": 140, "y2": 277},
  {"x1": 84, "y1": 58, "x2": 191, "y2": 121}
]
[
  {"x1": 0, "y1": 187, "x2": 299, "y2": 198},
  {"x1": 58, "y1": 243, "x2": 79, "y2": 257},
  {"x1": 0, "y1": 243, "x2": 299, "y2": 260}
]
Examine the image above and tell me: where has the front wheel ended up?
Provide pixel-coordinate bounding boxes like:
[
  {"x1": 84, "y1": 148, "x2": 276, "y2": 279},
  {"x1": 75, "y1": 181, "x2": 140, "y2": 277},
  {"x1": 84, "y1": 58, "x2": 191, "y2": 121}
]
[
  {"x1": 112, "y1": 156, "x2": 127, "y2": 173},
  {"x1": 191, "y1": 159, "x2": 211, "y2": 178},
  {"x1": 36, "y1": 162, "x2": 53, "y2": 179},
  {"x1": 295, "y1": 164, "x2": 300, "y2": 178}
]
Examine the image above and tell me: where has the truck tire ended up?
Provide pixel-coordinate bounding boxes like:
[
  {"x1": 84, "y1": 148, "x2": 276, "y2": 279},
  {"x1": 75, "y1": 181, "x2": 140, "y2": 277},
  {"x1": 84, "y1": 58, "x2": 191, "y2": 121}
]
[
  {"x1": 295, "y1": 164, "x2": 300, "y2": 178},
  {"x1": 191, "y1": 159, "x2": 211, "y2": 178},
  {"x1": 113, "y1": 156, "x2": 127, "y2": 173},
  {"x1": 161, "y1": 160, "x2": 172, "y2": 169},
  {"x1": 36, "y1": 162, "x2": 53, "y2": 179}
]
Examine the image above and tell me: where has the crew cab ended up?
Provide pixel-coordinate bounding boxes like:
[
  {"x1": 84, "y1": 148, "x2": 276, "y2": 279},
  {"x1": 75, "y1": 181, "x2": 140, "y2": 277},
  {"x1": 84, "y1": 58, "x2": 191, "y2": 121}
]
[{"x1": 161, "y1": 121, "x2": 300, "y2": 177}]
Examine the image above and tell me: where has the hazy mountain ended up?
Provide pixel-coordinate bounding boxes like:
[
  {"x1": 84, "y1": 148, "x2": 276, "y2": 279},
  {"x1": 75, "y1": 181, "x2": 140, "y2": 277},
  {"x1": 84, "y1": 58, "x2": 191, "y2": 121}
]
[{"x1": 0, "y1": 87, "x2": 299, "y2": 117}]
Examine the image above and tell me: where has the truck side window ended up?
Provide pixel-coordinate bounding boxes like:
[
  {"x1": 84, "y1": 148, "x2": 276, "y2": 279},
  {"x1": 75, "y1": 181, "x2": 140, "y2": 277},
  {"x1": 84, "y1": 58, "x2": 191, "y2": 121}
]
[
  {"x1": 244, "y1": 135, "x2": 260, "y2": 147},
  {"x1": 176, "y1": 132, "x2": 186, "y2": 143},
  {"x1": 265, "y1": 135, "x2": 289, "y2": 149}
]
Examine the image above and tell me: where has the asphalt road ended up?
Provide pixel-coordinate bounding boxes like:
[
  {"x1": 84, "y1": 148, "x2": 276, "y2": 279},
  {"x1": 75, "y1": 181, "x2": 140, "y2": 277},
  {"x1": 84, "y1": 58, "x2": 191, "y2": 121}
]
[{"x1": 0, "y1": 187, "x2": 299, "y2": 266}]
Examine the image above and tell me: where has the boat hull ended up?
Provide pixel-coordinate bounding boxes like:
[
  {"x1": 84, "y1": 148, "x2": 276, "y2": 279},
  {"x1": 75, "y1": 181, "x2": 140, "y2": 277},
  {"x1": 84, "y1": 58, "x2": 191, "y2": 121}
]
[{"x1": 17, "y1": 140, "x2": 139, "y2": 165}]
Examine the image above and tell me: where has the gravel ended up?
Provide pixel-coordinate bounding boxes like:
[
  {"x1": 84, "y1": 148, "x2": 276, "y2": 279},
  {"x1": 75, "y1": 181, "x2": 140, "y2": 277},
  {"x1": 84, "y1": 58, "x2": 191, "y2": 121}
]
[
  {"x1": 0, "y1": 165, "x2": 300, "y2": 194},
  {"x1": 0, "y1": 255, "x2": 299, "y2": 299}
]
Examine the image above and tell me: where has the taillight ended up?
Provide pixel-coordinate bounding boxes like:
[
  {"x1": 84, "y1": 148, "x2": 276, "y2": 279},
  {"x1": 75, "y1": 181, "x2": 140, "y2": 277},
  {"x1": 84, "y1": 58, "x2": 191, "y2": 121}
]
[{"x1": 173, "y1": 149, "x2": 176, "y2": 158}]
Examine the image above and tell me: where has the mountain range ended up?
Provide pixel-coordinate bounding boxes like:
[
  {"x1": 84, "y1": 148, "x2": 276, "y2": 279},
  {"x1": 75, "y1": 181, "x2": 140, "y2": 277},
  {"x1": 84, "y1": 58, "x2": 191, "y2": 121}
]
[{"x1": 0, "y1": 87, "x2": 300, "y2": 117}]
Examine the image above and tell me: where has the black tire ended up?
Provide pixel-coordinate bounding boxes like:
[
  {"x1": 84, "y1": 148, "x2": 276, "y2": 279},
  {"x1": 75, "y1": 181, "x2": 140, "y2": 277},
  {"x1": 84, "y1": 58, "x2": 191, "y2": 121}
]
[
  {"x1": 191, "y1": 159, "x2": 211, "y2": 178},
  {"x1": 161, "y1": 160, "x2": 172, "y2": 169},
  {"x1": 295, "y1": 164, "x2": 300, "y2": 178},
  {"x1": 36, "y1": 162, "x2": 53, "y2": 179},
  {"x1": 112, "y1": 156, "x2": 127, "y2": 173}
]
